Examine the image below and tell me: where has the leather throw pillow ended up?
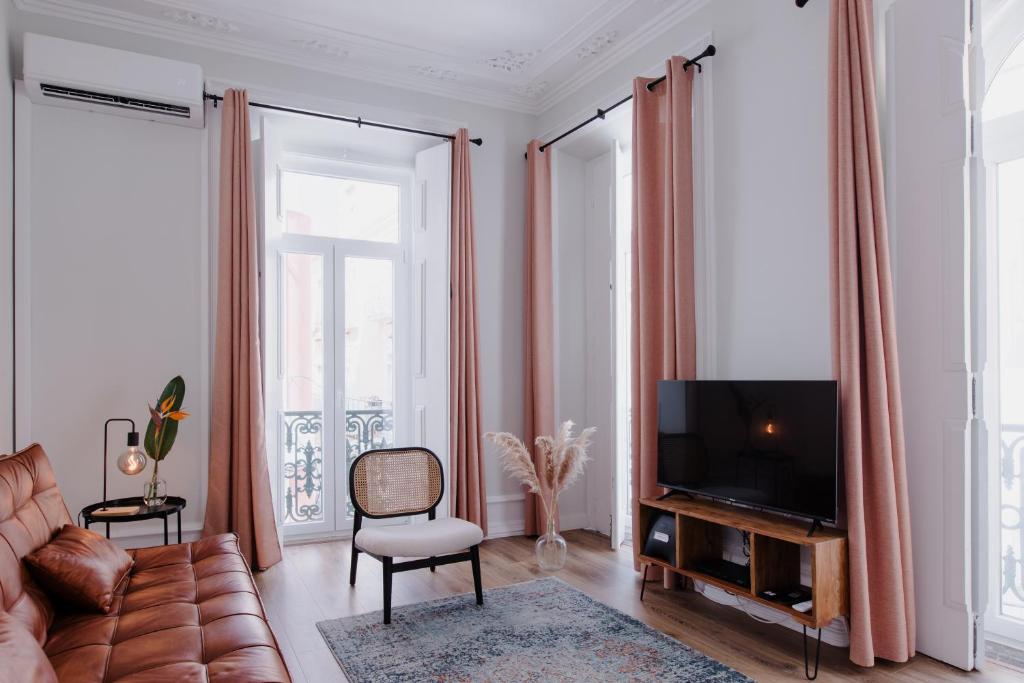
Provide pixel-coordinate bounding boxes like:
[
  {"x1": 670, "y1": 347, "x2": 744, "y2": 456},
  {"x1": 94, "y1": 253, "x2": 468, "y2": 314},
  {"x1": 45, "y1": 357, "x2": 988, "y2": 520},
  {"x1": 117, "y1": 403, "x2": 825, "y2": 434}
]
[{"x1": 24, "y1": 524, "x2": 133, "y2": 614}]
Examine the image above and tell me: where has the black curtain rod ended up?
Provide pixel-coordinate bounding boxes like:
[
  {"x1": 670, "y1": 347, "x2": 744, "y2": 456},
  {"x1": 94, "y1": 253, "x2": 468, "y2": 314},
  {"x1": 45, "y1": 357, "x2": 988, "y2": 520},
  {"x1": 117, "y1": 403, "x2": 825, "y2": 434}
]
[
  {"x1": 203, "y1": 92, "x2": 483, "y2": 146},
  {"x1": 529, "y1": 44, "x2": 716, "y2": 156}
]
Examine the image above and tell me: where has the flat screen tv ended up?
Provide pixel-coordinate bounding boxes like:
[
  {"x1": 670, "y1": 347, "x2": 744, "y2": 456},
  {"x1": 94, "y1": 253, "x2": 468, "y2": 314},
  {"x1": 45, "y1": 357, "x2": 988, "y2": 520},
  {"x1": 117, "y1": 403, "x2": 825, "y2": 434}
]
[{"x1": 657, "y1": 380, "x2": 839, "y2": 523}]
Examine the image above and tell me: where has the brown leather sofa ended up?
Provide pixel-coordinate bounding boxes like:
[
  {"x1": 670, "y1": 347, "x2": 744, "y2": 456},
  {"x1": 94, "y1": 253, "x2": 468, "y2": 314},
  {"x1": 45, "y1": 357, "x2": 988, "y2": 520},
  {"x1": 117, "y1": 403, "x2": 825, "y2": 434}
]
[{"x1": 0, "y1": 444, "x2": 291, "y2": 682}]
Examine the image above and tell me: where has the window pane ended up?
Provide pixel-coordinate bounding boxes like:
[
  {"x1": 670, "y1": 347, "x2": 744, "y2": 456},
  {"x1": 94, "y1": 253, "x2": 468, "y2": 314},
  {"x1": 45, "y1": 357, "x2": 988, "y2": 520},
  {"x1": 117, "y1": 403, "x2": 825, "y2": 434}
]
[
  {"x1": 998, "y1": 158, "x2": 1024, "y2": 624},
  {"x1": 985, "y1": 39, "x2": 1024, "y2": 121},
  {"x1": 280, "y1": 253, "x2": 325, "y2": 526},
  {"x1": 282, "y1": 171, "x2": 399, "y2": 243},
  {"x1": 344, "y1": 257, "x2": 395, "y2": 516}
]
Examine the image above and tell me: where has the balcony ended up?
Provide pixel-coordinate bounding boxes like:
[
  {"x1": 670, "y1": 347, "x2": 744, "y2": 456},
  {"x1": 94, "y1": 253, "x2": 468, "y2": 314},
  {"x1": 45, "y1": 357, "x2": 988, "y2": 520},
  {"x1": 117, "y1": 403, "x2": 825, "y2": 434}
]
[{"x1": 279, "y1": 407, "x2": 394, "y2": 525}]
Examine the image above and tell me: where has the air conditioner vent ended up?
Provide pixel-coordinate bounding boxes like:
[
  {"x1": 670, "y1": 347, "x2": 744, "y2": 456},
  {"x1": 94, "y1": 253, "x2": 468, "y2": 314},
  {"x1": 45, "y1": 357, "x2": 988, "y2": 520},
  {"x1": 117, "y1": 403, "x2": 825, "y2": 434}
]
[{"x1": 39, "y1": 83, "x2": 192, "y2": 118}]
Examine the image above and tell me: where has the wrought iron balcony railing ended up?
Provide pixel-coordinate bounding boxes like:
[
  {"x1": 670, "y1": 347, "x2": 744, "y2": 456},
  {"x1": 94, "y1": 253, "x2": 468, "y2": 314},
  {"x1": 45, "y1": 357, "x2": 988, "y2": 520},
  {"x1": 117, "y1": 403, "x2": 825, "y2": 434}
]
[{"x1": 280, "y1": 407, "x2": 394, "y2": 525}]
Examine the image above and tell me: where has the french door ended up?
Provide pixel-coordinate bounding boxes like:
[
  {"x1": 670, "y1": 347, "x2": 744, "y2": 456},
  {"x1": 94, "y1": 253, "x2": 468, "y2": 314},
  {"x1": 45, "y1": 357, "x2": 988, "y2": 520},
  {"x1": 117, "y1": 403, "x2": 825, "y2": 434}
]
[
  {"x1": 981, "y1": 107, "x2": 1024, "y2": 648},
  {"x1": 262, "y1": 142, "x2": 413, "y2": 539}
]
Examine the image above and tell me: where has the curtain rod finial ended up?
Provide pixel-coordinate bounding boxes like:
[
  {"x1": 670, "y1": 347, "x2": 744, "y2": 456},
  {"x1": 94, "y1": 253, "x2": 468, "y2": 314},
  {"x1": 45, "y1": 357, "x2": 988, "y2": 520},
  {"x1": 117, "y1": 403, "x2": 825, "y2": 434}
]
[{"x1": 471, "y1": 138, "x2": 483, "y2": 146}]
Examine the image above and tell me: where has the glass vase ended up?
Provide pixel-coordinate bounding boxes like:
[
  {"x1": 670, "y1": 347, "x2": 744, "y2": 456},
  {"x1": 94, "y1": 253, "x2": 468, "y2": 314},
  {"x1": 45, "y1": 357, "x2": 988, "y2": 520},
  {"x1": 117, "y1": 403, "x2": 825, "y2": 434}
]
[
  {"x1": 535, "y1": 514, "x2": 568, "y2": 571},
  {"x1": 143, "y1": 464, "x2": 167, "y2": 507}
]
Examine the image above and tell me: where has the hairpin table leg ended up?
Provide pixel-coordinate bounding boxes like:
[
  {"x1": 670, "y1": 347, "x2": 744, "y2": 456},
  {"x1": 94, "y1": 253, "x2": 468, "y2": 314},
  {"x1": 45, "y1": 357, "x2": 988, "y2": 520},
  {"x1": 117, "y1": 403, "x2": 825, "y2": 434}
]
[
  {"x1": 802, "y1": 625, "x2": 822, "y2": 680},
  {"x1": 640, "y1": 564, "x2": 650, "y2": 601}
]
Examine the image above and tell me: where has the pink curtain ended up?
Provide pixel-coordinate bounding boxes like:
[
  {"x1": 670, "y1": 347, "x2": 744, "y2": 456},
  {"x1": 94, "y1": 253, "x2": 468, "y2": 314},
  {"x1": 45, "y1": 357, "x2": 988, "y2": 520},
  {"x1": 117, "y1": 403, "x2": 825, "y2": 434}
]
[
  {"x1": 524, "y1": 140, "x2": 556, "y2": 535},
  {"x1": 203, "y1": 89, "x2": 283, "y2": 571},
  {"x1": 450, "y1": 128, "x2": 488, "y2": 534},
  {"x1": 631, "y1": 57, "x2": 696, "y2": 582},
  {"x1": 830, "y1": 0, "x2": 915, "y2": 666}
]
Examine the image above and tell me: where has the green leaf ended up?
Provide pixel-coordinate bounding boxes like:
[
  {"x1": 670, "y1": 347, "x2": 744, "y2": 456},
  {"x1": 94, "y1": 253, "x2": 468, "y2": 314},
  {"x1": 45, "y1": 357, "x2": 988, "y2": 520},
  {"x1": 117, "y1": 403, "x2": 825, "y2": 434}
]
[{"x1": 144, "y1": 376, "x2": 186, "y2": 461}]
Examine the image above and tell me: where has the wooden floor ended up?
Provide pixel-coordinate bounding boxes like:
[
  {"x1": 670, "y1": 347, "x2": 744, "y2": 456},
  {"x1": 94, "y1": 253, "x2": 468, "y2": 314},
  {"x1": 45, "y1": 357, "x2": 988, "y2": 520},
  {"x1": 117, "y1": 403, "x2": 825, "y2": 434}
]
[{"x1": 255, "y1": 530, "x2": 1020, "y2": 683}]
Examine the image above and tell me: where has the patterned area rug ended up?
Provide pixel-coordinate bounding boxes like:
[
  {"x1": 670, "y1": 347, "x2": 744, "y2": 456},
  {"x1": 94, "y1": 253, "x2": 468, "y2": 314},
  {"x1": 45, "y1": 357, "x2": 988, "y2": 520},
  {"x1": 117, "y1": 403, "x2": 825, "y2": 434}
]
[{"x1": 317, "y1": 577, "x2": 752, "y2": 682}]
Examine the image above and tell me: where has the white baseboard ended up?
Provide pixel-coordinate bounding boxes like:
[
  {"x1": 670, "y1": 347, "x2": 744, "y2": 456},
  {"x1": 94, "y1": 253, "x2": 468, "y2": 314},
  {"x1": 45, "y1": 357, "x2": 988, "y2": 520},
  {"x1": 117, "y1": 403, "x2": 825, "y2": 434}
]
[
  {"x1": 485, "y1": 493, "x2": 592, "y2": 539},
  {"x1": 98, "y1": 520, "x2": 204, "y2": 550}
]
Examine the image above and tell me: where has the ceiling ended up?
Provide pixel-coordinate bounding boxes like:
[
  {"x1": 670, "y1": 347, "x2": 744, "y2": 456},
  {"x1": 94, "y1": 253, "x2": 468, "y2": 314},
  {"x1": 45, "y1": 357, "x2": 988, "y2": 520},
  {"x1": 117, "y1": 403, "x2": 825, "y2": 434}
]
[{"x1": 13, "y1": 0, "x2": 710, "y2": 113}]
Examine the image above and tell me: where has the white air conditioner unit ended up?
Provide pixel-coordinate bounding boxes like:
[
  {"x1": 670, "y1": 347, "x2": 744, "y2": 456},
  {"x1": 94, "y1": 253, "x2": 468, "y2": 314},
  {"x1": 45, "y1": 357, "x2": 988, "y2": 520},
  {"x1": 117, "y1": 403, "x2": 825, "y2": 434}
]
[{"x1": 23, "y1": 33, "x2": 205, "y2": 128}]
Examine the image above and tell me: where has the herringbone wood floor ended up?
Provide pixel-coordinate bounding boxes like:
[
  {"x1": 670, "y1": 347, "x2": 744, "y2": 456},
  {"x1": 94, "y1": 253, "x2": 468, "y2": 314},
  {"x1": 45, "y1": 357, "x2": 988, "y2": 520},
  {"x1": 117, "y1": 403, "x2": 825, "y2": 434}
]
[{"x1": 255, "y1": 529, "x2": 1021, "y2": 683}]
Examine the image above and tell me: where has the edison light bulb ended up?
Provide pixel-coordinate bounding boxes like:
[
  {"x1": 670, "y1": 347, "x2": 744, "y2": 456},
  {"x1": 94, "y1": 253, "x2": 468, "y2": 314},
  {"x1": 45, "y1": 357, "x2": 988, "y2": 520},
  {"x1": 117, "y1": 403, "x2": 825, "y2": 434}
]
[{"x1": 117, "y1": 432, "x2": 147, "y2": 475}]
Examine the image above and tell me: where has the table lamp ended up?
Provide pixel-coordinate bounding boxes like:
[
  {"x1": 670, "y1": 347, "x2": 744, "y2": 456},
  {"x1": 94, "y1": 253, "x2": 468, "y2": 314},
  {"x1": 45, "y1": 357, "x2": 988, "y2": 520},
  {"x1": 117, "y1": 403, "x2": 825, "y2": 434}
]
[{"x1": 101, "y1": 418, "x2": 147, "y2": 511}]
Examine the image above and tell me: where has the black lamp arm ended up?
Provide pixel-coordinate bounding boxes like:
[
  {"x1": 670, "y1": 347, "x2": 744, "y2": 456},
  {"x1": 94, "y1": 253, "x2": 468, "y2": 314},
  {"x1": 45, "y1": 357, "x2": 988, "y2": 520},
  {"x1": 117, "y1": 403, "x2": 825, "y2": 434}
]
[{"x1": 103, "y1": 418, "x2": 137, "y2": 505}]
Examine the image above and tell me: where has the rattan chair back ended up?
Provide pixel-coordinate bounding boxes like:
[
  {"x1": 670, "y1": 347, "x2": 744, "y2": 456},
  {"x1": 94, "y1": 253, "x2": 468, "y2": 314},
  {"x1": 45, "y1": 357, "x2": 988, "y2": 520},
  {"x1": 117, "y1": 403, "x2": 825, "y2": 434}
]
[{"x1": 349, "y1": 447, "x2": 443, "y2": 518}]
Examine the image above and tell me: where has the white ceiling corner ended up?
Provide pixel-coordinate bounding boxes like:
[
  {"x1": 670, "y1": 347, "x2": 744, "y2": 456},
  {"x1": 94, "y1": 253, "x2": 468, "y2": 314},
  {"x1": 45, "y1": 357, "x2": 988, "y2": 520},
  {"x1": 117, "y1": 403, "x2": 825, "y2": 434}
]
[{"x1": 12, "y1": 0, "x2": 712, "y2": 114}]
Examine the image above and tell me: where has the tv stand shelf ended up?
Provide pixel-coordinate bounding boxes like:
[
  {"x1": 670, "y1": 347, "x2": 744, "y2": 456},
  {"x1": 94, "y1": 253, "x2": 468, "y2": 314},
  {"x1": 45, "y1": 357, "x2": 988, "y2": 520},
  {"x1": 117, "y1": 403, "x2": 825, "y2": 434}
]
[{"x1": 637, "y1": 496, "x2": 848, "y2": 630}]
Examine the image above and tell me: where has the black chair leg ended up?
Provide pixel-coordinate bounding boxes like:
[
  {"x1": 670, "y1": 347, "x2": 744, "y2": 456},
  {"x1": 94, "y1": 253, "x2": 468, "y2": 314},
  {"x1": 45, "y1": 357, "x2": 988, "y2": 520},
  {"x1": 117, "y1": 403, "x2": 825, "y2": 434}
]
[
  {"x1": 470, "y1": 545, "x2": 483, "y2": 605},
  {"x1": 350, "y1": 514, "x2": 362, "y2": 586},
  {"x1": 383, "y1": 556, "x2": 393, "y2": 624},
  {"x1": 349, "y1": 546, "x2": 359, "y2": 586}
]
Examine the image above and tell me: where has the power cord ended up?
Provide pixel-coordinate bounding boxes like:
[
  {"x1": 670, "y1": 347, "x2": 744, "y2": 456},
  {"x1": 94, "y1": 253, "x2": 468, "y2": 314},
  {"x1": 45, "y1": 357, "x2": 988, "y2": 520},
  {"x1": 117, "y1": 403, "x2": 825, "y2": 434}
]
[{"x1": 693, "y1": 579, "x2": 791, "y2": 625}]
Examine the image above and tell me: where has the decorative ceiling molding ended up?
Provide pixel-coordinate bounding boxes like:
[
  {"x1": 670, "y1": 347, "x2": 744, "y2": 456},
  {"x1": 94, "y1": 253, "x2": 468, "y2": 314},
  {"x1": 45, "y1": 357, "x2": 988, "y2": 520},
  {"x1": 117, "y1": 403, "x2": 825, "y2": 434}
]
[
  {"x1": 160, "y1": 9, "x2": 238, "y2": 34},
  {"x1": 480, "y1": 50, "x2": 539, "y2": 74},
  {"x1": 410, "y1": 65, "x2": 459, "y2": 81},
  {"x1": 511, "y1": 80, "x2": 551, "y2": 99},
  {"x1": 290, "y1": 38, "x2": 348, "y2": 60},
  {"x1": 575, "y1": 31, "x2": 618, "y2": 60},
  {"x1": 534, "y1": 0, "x2": 712, "y2": 112},
  {"x1": 12, "y1": 0, "x2": 714, "y2": 115}
]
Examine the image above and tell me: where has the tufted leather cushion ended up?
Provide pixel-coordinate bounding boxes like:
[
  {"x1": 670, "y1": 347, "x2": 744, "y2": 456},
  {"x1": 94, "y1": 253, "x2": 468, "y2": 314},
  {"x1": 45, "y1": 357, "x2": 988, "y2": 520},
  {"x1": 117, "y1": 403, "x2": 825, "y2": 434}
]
[
  {"x1": 0, "y1": 444, "x2": 73, "y2": 643},
  {"x1": 25, "y1": 524, "x2": 134, "y2": 613},
  {"x1": 0, "y1": 609, "x2": 58, "y2": 683},
  {"x1": 45, "y1": 534, "x2": 290, "y2": 682},
  {"x1": 0, "y1": 444, "x2": 291, "y2": 682}
]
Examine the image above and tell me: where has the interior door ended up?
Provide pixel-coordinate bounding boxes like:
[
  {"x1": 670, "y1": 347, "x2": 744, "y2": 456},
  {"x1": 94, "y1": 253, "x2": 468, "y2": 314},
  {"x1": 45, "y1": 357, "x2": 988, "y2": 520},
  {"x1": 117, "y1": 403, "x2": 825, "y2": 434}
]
[
  {"x1": 887, "y1": 0, "x2": 976, "y2": 669},
  {"x1": 412, "y1": 142, "x2": 451, "y2": 513}
]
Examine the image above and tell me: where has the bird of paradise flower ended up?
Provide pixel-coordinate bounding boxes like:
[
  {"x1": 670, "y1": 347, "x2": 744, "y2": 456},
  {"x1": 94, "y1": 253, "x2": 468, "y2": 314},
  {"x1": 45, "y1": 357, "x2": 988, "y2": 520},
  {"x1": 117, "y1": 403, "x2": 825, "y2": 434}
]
[{"x1": 143, "y1": 376, "x2": 189, "y2": 503}]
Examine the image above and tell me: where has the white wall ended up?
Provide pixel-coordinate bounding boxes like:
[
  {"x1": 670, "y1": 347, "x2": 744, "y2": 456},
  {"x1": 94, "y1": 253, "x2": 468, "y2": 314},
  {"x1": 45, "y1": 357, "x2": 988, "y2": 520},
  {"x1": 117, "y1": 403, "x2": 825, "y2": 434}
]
[
  {"x1": 17, "y1": 99, "x2": 206, "y2": 540},
  {"x1": 8, "y1": 9, "x2": 534, "y2": 541}
]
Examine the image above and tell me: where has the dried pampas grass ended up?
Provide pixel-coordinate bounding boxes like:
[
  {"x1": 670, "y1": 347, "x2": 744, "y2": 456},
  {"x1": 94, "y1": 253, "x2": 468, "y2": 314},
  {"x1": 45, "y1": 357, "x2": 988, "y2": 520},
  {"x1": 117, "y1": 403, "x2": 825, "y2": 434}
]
[{"x1": 486, "y1": 421, "x2": 595, "y2": 521}]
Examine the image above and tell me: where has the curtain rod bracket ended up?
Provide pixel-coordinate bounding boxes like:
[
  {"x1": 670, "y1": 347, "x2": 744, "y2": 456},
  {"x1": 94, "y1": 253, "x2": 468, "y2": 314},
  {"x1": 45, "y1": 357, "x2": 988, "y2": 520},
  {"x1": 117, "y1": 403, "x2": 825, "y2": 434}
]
[{"x1": 597, "y1": 108, "x2": 606, "y2": 120}]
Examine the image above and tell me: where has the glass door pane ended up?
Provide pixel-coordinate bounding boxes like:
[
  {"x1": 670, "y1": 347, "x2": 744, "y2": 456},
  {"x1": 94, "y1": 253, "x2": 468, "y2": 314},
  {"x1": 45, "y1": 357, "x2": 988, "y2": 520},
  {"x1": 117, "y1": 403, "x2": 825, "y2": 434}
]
[
  {"x1": 279, "y1": 252, "x2": 328, "y2": 529},
  {"x1": 343, "y1": 256, "x2": 396, "y2": 517},
  {"x1": 998, "y1": 157, "x2": 1024, "y2": 627}
]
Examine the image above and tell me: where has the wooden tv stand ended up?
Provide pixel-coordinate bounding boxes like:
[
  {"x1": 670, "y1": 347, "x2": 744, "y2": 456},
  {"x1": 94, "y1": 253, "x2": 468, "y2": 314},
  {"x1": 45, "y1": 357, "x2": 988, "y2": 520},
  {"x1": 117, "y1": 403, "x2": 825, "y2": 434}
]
[{"x1": 637, "y1": 495, "x2": 848, "y2": 679}]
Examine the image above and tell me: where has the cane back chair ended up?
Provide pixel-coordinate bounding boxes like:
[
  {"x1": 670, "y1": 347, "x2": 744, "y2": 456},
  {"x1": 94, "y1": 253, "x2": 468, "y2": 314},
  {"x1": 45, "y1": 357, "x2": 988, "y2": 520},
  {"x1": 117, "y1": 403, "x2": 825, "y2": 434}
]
[{"x1": 348, "y1": 447, "x2": 484, "y2": 624}]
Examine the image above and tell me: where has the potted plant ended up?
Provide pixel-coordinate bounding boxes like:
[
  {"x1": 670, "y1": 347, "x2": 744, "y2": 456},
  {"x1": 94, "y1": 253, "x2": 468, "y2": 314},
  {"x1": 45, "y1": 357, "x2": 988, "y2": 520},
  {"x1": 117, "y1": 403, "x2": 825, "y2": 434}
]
[{"x1": 143, "y1": 376, "x2": 189, "y2": 507}]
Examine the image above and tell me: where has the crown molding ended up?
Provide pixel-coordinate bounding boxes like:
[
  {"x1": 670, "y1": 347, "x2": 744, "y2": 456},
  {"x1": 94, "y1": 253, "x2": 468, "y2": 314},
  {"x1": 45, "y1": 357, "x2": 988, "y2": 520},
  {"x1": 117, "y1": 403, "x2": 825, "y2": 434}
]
[
  {"x1": 535, "y1": 0, "x2": 712, "y2": 112},
  {"x1": 12, "y1": 0, "x2": 540, "y2": 112},
  {"x1": 13, "y1": 0, "x2": 714, "y2": 116}
]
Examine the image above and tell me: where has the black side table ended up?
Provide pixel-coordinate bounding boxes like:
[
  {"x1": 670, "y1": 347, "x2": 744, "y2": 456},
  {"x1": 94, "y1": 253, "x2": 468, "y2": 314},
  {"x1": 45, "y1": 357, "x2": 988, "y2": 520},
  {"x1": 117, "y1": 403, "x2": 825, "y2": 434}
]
[{"x1": 81, "y1": 496, "x2": 187, "y2": 546}]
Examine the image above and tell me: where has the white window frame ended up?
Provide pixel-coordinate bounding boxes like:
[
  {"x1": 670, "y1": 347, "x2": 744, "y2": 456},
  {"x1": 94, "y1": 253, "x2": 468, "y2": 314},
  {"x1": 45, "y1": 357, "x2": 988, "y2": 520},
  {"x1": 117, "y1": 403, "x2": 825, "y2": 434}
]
[{"x1": 266, "y1": 150, "x2": 414, "y2": 541}]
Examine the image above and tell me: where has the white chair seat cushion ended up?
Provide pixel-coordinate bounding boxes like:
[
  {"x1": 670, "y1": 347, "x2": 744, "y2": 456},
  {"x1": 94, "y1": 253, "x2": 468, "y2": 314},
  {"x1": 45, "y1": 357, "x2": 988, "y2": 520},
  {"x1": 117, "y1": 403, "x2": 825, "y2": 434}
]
[{"x1": 355, "y1": 518, "x2": 484, "y2": 558}]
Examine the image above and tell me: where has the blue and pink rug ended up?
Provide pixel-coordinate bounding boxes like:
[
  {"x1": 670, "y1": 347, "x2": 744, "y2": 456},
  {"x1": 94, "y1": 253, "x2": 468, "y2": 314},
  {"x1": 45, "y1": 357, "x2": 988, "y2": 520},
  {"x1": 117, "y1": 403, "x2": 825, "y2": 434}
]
[{"x1": 317, "y1": 577, "x2": 752, "y2": 682}]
